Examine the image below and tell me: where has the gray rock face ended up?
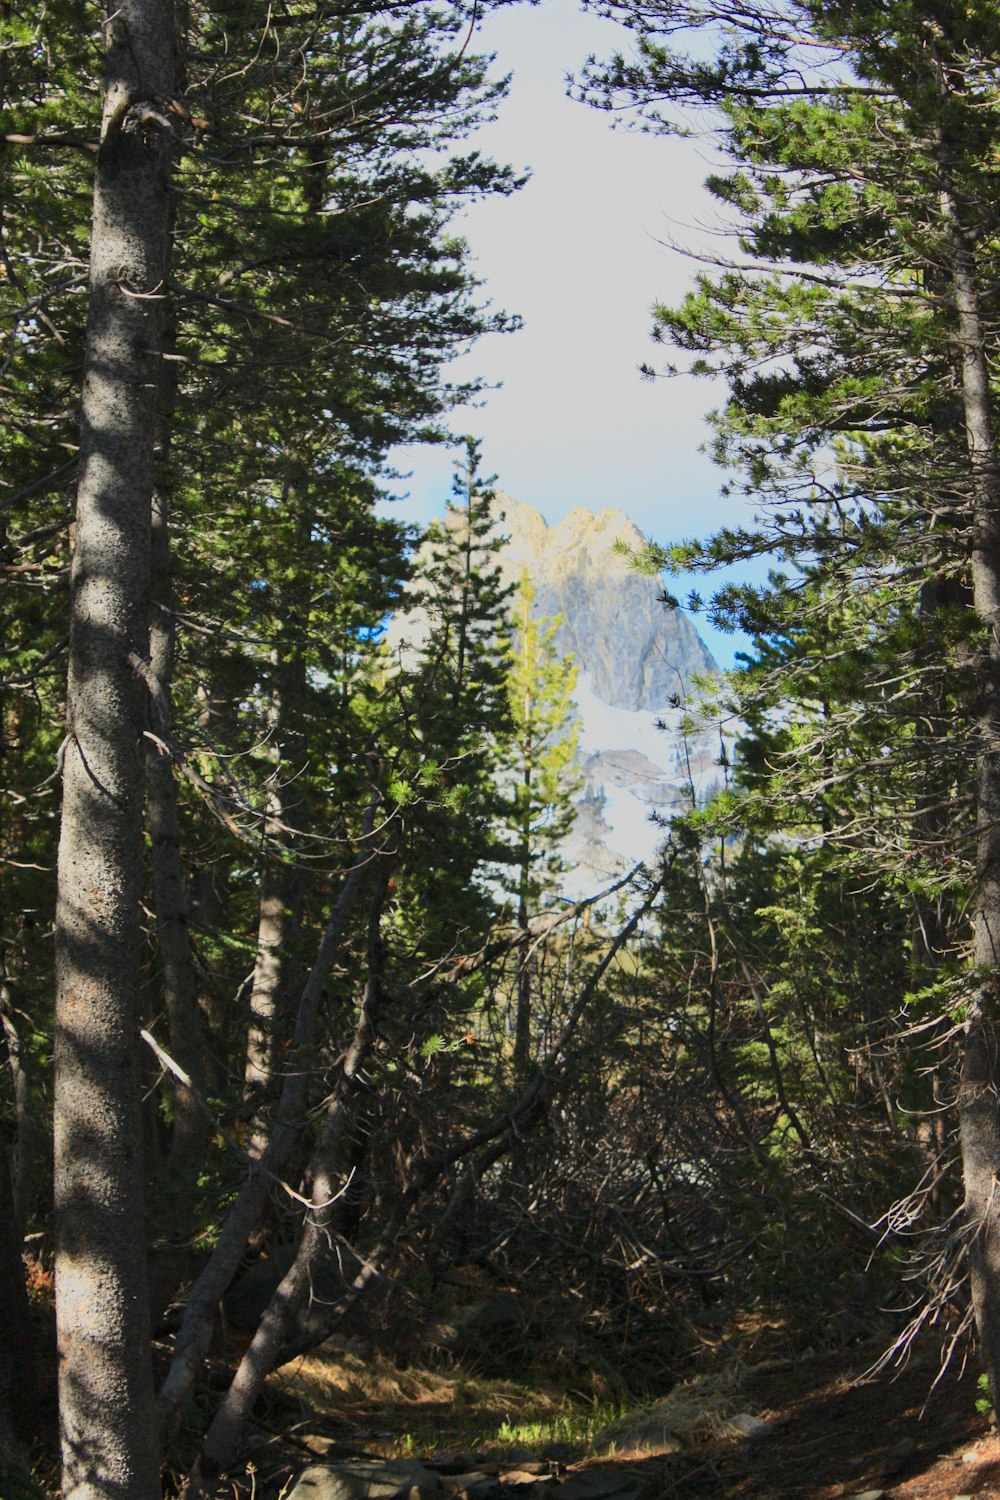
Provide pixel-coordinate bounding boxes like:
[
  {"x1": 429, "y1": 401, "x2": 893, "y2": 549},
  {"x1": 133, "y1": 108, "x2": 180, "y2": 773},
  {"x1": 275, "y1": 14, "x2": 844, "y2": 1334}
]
[
  {"x1": 288, "y1": 1462, "x2": 443, "y2": 1500},
  {"x1": 494, "y1": 499, "x2": 724, "y2": 886},
  {"x1": 494, "y1": 497, "x2": 715, "y2": 712}
]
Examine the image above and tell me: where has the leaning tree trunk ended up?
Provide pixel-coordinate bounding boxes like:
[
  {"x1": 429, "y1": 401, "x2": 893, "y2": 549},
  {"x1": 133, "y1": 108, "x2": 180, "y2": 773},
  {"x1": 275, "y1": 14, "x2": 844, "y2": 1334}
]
[
  {"x1": 243, "y1": 464, "x2": 310, "y2": 1150},
  {"x1": 943, "y1": 180, "x2": 1000, "y2": 1401},
  {"x1": 53, "y1": 4, "x2": 174, "y2": 1498},
  {"x1": 199, "y1": 860, "x2": 393, "y2": 1480},
  {"x1": 155, "y1": 794, "x2": 381, "y2": 1449}
]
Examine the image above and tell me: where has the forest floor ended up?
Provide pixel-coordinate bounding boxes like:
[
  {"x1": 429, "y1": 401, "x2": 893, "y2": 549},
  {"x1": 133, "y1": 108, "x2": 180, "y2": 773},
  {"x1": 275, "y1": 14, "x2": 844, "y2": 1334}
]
[
  {"x1": 16, "y1": 1287, "x2": 1000, "y2": 1499},
  {"x1": 690, "y1": 1346, "x2": 995, "y2": 1499},
  {"x1": 233, "y1": 1336, "x2": 999, "y2": 1500}
]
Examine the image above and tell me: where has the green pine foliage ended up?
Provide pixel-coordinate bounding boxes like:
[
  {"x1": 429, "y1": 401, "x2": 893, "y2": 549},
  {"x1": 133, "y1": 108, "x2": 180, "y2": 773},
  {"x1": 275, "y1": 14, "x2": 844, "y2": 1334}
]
[
  {"x1": 575, "y1": 0, "x2": 1000, "y2": 1343},
  {"x1": 382, "y1": 437, "x2": 516, "y2": 959},
  {"x1": 497, "y1": 568, "x2": 581, "y2": 909}
]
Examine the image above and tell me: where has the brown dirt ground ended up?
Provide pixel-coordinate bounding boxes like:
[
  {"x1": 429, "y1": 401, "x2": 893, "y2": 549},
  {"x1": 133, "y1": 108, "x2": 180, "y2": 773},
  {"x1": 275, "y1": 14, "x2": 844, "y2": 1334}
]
[
  {"x1": 235, "y1": 1344, "x2": 1000, "y2": 1500},
  {"x1": 612, "y1": 1347, "x2": 998, "y2": 1499}
]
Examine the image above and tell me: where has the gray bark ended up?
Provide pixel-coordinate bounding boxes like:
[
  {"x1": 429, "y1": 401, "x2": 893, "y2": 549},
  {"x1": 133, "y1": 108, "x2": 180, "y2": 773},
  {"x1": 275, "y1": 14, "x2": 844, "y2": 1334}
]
[
  {"x1": 242, "y1": 657, "x2": 306, "y2": 1143},
  {"x1": 148, "y1": 488, "x2": 209, "y2": 1177},
  {"x1": 943, "y1": 181, "x2": 1000, "y2": 1401},
  {"x1": 53, "y1": 5, "x2": 174, "y2": 1497},
  {"x1": 243, "y1": 468, "x2": 310, "y2": 1141}
]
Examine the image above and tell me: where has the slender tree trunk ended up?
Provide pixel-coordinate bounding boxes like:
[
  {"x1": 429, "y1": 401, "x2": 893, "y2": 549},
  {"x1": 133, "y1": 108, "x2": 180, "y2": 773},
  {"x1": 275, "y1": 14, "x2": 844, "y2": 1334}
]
[
  {"x1": 943, "y1": 181, "x2": 1000, "y2": 1401},
  {"x1": 146, "y1": 480, "x2": 211, "y2": 1319},
  {"x1": 242, "y1": 657, "x2": 306, "y2": 1131},
  {"x1": 148, "y1": 490, "x2": 209, "y2": 1173},
  {"x1": 147, "y1": 282, "x2": 208, "y2": 1183},
  {"x1": 0, "y1": 960, "x2": 39, "y2": 1238},
  {"x1": 243, "y1": 464, "x2": 309, "y2": 1145},
  {"x1": 513, "y1": 770, "x2": 533, "y2": 1078},
  {"x1": 0, "y1": 1135, "x2": 37, "y2": 1447},
  {"x1": 155, "y1": 793, "x2": 380, "y2": 1448},
  {"x1": 194, "y1": 873, "x2": 660, "y2": 1478},
  {"x1": 200, "y1": 861, "x2": 392, "y2": 1478},
  {"x1": 53, "y1": 5, "x2": 173, "y2": 1496},
  {"x1": 514, "y1": 872, "x2": 533, "y2": 1076}
]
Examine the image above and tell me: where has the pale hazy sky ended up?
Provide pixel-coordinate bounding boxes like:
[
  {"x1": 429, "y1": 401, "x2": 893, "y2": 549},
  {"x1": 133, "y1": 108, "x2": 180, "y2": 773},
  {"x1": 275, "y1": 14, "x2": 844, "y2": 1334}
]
[{"x1": 388, "y1": 0, "x2": 754, "y2": 666}]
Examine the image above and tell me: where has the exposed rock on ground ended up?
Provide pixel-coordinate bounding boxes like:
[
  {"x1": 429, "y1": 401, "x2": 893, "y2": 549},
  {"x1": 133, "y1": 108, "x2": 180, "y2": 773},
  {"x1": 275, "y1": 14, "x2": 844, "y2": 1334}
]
[{"x1": 286, "y1": 1459, "x2": 649, "y2": 1500}]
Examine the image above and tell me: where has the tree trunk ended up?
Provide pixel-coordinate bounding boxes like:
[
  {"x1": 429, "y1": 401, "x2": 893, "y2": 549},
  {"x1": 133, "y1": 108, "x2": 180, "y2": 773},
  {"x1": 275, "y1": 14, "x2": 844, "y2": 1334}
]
[
  {"x1": 242, "y1": 656, "x2": 306, "y2": 1142},
  {"x1": 0, "y1": 1135, "x2": 37, "y2": 1447},
  {"x1": 148, "y1": 488, "x2": 209, "y2": 1175},
  {"x1": 943, "y1": 180, "x2": 1000, "y2": 1401},
  {"x1": 146, "y1": 480, "x2": 210, "y2": 1319},
  {"x1": 147, "y1": 276, "x2": 208, "y2": 1186},
  {"x1": 0, "y1": 960, "x2": 39, "y2": 1239},
  {"x1": 195, "y1": 872, "x2": 659, "y2": 1477},
  {"x1": 200, "y1": 861, "x2": 392, "y2": 1478},
  {"x1": 243, "y1": 463, "x2": 310, "y2": 1149},
  {"x1": 53, "y1": 4, "x2": 174, "y2": 1496},
  {"x1": 155, "y1": 793, "x2": 380, "y2": 1448}
]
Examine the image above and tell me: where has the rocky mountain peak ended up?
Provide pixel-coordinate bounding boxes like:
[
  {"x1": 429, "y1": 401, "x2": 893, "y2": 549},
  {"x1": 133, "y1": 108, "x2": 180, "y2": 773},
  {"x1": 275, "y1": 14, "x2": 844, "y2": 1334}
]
[{"x1": 493, "y1": 494, "x2": 716, "y2": 712}]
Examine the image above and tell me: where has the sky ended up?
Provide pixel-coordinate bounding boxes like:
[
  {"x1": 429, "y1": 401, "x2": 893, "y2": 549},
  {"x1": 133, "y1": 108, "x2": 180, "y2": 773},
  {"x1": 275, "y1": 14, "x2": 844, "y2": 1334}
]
[{"x1": 386, "y1": 0, "x2": 755, "y2": 667}]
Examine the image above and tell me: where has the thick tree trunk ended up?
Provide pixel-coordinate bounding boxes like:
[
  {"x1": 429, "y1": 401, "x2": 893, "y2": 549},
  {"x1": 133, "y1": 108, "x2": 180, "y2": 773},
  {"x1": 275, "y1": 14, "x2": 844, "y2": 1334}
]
[
  {"x1": 53, "y1": 5, "x2": 173, "y2": 1497},
  {"x1": 943, "y1": 183, "x2": 1000, "y2": 1399}
]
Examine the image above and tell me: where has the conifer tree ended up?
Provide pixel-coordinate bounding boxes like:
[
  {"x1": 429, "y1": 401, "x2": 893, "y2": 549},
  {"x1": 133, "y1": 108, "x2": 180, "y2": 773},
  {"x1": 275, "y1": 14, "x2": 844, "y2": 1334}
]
[
  {"x1": 581, "y1": 0, "x2": 1000, "y2": 1384},
  {"x1": 497, "y1": 570, "x2": 581, "y2": 1073},
  {"x1": 386, "y1": 437, "x2": 515, "y2": 953},
  {"x1": 3, "y1": 0, "x2": 530, "y2": 1472},
  {"x1": 53, "y1": 1, "x2": 174, "y2": 1495}
]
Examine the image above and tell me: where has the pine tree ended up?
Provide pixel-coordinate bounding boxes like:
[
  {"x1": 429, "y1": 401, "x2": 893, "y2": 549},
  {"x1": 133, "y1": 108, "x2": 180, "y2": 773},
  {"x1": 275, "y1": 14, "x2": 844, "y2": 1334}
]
[
  {"x1": 497, "y1": 569, "x2": 581, "y2": 1074},
  {"x1": 384, "y1": 437, "x2": 515, "y2": 955},
  {"x1": 580, "y1": 0, "x2": 1000, "y2": 1384},
  {"x1": 53, "y1": 1, "x2": 174, "y2": 1495},
  {"x1": 3, "y1": 0, "x2": 532, "y2": 1470}
]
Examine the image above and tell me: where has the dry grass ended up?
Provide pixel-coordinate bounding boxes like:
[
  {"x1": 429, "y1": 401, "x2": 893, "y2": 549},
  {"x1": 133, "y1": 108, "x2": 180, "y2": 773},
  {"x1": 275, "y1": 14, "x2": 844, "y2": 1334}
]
[
  {"x1": 592, "y1": 1369, "x2": 748, "y2": 1454},
  {"x1": 265, "y1": 1343, "x2": 576, "y2": 1455},
  {"x1": 268, "y1": 1346, "x2": 459, "y2": 1411}
]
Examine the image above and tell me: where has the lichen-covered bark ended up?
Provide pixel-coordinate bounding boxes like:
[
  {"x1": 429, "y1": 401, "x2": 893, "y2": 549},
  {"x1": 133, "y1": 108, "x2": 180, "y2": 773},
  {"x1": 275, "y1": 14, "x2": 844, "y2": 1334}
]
[{"x1": 53, "y1": 5, "x2": 174, "y2": 1497}]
